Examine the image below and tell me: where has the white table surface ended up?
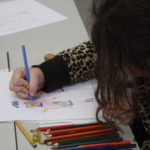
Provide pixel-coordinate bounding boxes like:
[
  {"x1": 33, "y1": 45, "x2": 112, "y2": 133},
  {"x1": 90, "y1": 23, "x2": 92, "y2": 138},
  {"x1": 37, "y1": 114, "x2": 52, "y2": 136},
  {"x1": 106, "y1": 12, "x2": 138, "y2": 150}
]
[
  {"x1": 14, "y1": 120, "x2": 139, "y2": 150},
  {"x1": 0, "y1": 123, "x2": 16, "y2": 150}
]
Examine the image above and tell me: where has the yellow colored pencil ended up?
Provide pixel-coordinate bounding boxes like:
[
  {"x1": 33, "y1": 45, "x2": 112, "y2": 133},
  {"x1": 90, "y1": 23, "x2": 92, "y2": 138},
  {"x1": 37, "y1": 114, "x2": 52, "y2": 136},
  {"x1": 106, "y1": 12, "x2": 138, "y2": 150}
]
[{"x1": 15, "y1": 121, "x2": 36, "y2": 148}]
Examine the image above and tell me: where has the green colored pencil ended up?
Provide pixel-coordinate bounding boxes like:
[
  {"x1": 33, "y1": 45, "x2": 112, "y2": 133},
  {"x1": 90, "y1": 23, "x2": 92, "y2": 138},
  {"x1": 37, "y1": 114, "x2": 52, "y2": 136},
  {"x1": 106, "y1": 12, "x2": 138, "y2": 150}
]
[
  {"x1": 53, "y1": 137, "x2": 123, "y2": 149},
  {"x1": 42, "y1": 133, "x2": 118, "y2": 145},
  {"x1": 40, "y1": 133, "x2": 120, "y2": 145},
  {"x1": 52, "y1": 133, "x2": 119, "y2": 145}
]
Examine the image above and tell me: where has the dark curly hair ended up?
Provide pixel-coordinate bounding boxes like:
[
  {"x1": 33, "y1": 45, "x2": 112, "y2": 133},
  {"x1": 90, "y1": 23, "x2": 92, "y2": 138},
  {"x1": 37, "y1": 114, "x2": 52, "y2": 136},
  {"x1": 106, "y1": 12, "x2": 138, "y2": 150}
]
[{"x1": 91, "y1": 0, "x2": 150, "y2": 125}]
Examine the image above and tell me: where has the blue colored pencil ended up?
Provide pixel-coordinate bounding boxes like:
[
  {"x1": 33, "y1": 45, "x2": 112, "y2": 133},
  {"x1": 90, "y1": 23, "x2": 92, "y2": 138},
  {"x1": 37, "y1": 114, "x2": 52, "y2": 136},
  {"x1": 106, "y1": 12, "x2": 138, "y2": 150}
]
[
  {"x1": 22, "y1": 45, "x2": 33, "y2": 100},
  {"x1": 67, "y1": 143, "x2": 136, "y2": 150},
  {"x1": 52, "y1": 137, "x2": 123, "y2": 149},
  {"x1": 66, "y1": 144, "x2": 112, "y2": 150}
]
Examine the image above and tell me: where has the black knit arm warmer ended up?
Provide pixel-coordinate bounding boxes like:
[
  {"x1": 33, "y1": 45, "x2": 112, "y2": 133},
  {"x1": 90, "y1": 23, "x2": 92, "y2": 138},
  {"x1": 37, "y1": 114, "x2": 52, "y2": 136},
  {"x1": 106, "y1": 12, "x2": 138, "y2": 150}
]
[{"x1": 35, "y1": 55, "x2": 71, "y2": 92}]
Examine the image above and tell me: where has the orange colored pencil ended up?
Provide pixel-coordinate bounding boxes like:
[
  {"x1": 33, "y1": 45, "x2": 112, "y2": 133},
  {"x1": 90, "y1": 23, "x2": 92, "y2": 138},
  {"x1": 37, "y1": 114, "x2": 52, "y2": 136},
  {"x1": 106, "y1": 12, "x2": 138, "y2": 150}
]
[
  {"x1": 42, "y1": 131, "x2": 114, "y2": 144},
  {"x1": 78, "y1": 140, "x2": 131, "y2": 148},
  {"x1": 50, "y1": 131, "x2": 113, "y2": 143},
  {"x1": 50, "y1": 128, "x2": 113, "y2": 140},
  {"x1": 48, "y1": 125, "x2": 105, "y2": 134}
]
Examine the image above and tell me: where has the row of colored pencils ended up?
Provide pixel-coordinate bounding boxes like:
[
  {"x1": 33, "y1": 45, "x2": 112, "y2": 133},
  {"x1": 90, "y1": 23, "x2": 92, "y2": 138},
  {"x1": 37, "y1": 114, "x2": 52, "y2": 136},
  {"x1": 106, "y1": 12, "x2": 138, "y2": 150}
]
[{"x1": 37, "y1": 122, "x2": 136, "y2": 149}]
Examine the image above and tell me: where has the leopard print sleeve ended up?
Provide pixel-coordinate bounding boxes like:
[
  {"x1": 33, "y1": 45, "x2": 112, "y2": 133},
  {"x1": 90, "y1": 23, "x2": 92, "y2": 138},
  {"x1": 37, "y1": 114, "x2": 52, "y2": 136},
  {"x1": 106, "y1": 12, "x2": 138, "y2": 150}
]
[
  {"x1": 133, "y1": 78, "x2": 150, "y2": 149},
  {"x1": 136, "y1": 85, "x2": 150, "y2": 135},
  {"x1": 36, "y1": 41, "x2": 97, "y2": 92},
  {"x1": 138, "y1": 88, "x2": 150, "y2": 150},
  {"x1": 58, "y1": 41, "x2": 97, "y2": 83}
]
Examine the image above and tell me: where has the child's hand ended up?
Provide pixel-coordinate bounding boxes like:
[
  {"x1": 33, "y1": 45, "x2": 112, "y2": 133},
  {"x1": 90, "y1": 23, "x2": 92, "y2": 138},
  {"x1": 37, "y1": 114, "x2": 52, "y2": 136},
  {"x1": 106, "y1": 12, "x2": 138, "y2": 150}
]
[
  {"x1": 103, "y1": 99, "x2": 135, "y2": 125},
  {"x1": 9, "y1": 67, "x2": 45, "y2": 99}
]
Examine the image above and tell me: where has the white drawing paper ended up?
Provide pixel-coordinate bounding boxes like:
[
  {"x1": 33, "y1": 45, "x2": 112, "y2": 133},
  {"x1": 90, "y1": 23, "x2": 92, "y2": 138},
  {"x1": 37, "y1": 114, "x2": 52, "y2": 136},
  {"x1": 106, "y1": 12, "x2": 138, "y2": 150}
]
[
  {"x1": 0, "y1": 72, "x2": 101, "y2": 122},
  {"x1": 0, "y1": 0, "x2": 67, "y2": 36}
]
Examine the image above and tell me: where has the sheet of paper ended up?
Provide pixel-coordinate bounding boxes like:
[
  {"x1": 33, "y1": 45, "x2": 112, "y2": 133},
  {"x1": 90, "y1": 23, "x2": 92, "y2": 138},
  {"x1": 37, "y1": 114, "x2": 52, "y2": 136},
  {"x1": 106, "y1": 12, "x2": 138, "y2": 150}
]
[
  {"x1": 0, "y1": 72, "x2": 102, "y2": 122},
  {"x1": 0, "y1": 0, "x2": 67, "y2": 36}
]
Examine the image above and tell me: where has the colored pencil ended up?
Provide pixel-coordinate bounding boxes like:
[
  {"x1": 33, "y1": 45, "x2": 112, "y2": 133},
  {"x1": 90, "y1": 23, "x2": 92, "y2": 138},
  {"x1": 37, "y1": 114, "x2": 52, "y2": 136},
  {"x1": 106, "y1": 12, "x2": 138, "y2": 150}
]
[
  {"x1": 64, "y1": 145, "x2": 112, "y2": 150},
  {"x1": 37, "y1": 122, "x2": 101, "y2": 131},
  {"x1": 53, "y1": 138, "x2": 123, "y2": 149},
  {"x1": 52, "y1": 133, "x2": 120, "y2": 145},
  {"x1": 7, "y1": 52, "x2": 10, "y2": 72},
  {"x1": 22, "y1": 45, "x2": 33, "y2": 100},
  {"x1": 41, "y1": 131, "x2": 114, "y2": 144},
  {"x1": 49, "y1": 128, "x2": 111, "y2": 137},
  {"x1": 78, "y1": 140, "x2": 131, "y2": 148},
  {"x1": 38, "y1": 124, "x2": 74, "y2": 131},
  {"x1": 49, "y1": 128, "x2": 113, "y2": 140},
  {"x1": 15, "y1": 121, "x2": 36, "y2": 148},
  {"x1": 47, "y1": 124, "x2": 104, "y2": 133},
  {"x1": 45, "y1": 124, "x2": 106, "y2": 136},
  {"x1": 41, "y1": 132, "x2": 118, "y2": 145},
  {"x1": 67, "y1": 144, "x2": 136, "y2": 150}
]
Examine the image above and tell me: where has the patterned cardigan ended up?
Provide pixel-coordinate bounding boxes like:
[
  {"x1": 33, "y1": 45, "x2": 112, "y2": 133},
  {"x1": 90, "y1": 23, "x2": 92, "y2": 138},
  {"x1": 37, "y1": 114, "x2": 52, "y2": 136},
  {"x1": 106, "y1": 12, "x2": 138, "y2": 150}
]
[{"x1": 37, "y1": 41, "x2": 150, "y2": 149}]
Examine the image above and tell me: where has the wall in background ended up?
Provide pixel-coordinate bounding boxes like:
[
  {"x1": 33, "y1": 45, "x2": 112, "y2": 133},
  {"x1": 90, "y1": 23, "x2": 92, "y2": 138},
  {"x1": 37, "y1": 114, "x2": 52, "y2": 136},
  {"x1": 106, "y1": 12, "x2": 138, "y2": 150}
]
[{"x1": 74, "y1": 0, "x2": 93, "y2": 38}]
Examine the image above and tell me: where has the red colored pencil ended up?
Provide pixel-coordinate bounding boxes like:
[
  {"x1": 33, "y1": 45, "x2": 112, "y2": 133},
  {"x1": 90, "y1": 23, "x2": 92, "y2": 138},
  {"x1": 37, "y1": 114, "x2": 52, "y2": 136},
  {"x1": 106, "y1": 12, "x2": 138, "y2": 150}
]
[
  {"x1": 37, "y1": 122, "x2": 101, "y2": 131},
  {"x1": 46, "y1": 125, "x2": 105, "y2": 136},
  {"x1": 49, "y1": 128, "x2": 113, "y2": 140}
]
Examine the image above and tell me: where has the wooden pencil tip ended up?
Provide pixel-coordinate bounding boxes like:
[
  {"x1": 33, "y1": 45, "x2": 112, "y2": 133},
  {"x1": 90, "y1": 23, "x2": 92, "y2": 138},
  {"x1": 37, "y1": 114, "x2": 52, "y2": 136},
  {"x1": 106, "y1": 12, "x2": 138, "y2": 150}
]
[
  {"x1": 47, "y1": 142, "x2": 52, "y2": 145},
  {"x1": 40, "y1": 140, "x2": 44, "y2": 144},
  {"x1": 53, "y1": 143, "x2": 59, "y2": 146}
]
